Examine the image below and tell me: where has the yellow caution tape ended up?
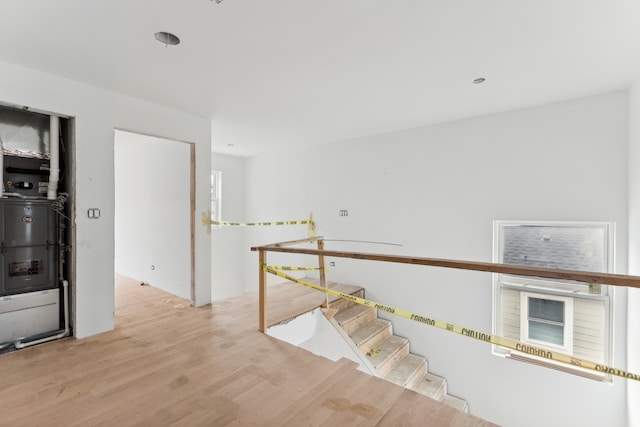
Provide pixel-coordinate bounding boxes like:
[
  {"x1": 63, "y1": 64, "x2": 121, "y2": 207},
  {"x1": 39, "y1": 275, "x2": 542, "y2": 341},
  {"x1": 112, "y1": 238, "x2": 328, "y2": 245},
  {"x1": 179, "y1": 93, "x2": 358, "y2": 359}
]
[
  {"x1": 201, "y1": 211, "x2": 213, "y2": 235},
  {"x1": 309, "y1": 213, "x2": 315, "y2": 238},
  {"x1": 270, "y1": 266, "x2": 322, "y2": 271},
  {"x1": 203, "y1": 212, "x2": 315, "y2": 238},
  {"x1": 212, "y1": 219, "x2": 309, "y2": 226},
  {"x1": 263, "y1": 266, "x2": 640, "y2": 382}
]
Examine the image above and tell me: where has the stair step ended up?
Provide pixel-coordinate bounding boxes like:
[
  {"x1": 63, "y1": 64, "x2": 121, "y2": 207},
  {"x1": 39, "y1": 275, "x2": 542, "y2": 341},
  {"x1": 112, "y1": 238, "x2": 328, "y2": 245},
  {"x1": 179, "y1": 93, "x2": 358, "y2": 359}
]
[
  {"x1": 349, "y1": 318, "x2": 392, "y2": 353},
  {"x1": 301, "y1": 278, "x2": 363, "y2": 307},
  {"x1": 309, "y1": 280, "x2": 470, "y2": 413},
  {"x1": 443, "y1": 394, "x2": 469, "y2": 413},
  {"x1": 412, "y1": 373, "x2": 447, "y2": 402},
  {"x1": 384, "y1": 353, "x2": 427, "y2": 388},
  {"x1": 334, "y1": 305, "x2": 377, "y2": 334},
  {"x1": 329, "y1": 290, "x2": 364, "y2": 312},
  {"x1": 366, "y1": 335, "x2": 409, "y2": 377}
]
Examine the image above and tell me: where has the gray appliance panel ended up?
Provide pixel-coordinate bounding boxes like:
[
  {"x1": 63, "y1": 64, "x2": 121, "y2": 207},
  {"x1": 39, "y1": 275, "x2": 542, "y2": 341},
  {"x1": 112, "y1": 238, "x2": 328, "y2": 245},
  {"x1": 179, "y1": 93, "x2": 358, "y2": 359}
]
[
  {"x1": 4, "y1": 201, "x2": 55, "y2": 247},
  {"x1": 3, "y1": 246, "x2": 56, "y2": 294},
  {"x1": 0, "y1": 289, "x2": 60, "y2": 343}
]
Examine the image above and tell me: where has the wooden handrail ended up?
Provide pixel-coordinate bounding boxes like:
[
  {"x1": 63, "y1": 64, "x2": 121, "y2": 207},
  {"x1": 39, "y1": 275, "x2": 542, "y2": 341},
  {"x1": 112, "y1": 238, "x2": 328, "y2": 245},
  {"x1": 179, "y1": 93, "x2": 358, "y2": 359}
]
[
  {"x1": 265, "y1": 236, "x2": 324, "y2": 248},
  {"x1": 254, "y1": 237, "x2": 640, "y2": 331},
  {"x1": 252, "y1": 243, "x2": 640, "y2": 289}
]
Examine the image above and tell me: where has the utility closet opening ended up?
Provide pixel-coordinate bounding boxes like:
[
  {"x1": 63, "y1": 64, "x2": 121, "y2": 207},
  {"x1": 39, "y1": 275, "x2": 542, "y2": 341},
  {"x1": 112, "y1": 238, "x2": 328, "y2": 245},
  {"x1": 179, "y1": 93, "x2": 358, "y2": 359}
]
[
  {"x1": 0, "y1": 104, "x2": 75, "y2": 353},
  {"x1": 114, "y1": 130, "x2": 194, "y2": 303}
]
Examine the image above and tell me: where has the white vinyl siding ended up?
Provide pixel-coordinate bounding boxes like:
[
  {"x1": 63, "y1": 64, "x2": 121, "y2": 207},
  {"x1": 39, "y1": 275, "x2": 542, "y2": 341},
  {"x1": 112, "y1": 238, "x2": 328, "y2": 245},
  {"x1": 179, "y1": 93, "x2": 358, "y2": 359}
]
[
  {"x1": 500, "y1": 289, "x2": 606, "y2": 363},
  {"x1": 493, "y1": 221, "x2": 613, "y2": 380},
  {"x1": 572, "y1": 298, "x2": 605, "y2": 362},
  {"x1": 499, "y1": 288, "x2": 520, "y2": 341}
]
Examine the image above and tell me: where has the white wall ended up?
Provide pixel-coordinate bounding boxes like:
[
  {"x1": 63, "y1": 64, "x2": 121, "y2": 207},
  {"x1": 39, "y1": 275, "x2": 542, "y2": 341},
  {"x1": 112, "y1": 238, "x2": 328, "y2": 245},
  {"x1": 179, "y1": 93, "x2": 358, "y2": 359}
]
[
  {"x1": 115, "y1": 131, "x2": 191, "y2": 300},
  {"x1": 628, "y1": 77, "x2": 640, "y2": 427},
  {"x1": 211, "y1": 153, "x2": 246, "y2": 300},
  {"x1": 0, "y1": 60, "x2": 211, "y2": 338},
  {"x1": 268, "y1": 308, "x2": 377, "y2": 376},
  {"x1": 244, "y1": 92, "x2": 629, "y2": 427}
]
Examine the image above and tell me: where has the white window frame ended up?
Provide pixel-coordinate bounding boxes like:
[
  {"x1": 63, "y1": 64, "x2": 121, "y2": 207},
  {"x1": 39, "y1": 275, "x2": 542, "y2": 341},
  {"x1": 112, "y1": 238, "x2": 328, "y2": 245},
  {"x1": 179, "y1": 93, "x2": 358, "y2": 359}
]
[
  {"x1": 211, "y1": 170, "x2": 222, "y2": 224},
  {"x1": 520, "y1": 292, "x2": 573, "y2": 354},
  {"x1": 492, "y1": 220, "x2": 614, "y2": 381}
]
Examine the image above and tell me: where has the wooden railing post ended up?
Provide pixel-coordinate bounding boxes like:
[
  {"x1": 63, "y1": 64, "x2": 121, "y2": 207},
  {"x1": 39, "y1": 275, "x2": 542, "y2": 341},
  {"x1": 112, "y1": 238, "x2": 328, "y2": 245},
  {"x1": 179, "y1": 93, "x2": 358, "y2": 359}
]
[
  {"x1": 317, "y1": 238, "x2": 328, "y2": 308},
  {"x1": 259, "y1": 249, "x2": 267, "y2": 332}
]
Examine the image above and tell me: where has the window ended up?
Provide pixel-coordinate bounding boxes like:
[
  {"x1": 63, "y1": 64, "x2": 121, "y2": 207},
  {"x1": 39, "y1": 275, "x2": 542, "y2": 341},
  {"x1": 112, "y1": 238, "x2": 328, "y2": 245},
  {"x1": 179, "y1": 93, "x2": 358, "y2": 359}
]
[
  {"x1": 520, "y1": 293, "x2": 573, "y2": 353},
  {"x1": 211, "y1": 170, "x2": 222, "y2": 223},
  {"x1": 493, "y1": 221, "x2": 614, "y2": 380}
]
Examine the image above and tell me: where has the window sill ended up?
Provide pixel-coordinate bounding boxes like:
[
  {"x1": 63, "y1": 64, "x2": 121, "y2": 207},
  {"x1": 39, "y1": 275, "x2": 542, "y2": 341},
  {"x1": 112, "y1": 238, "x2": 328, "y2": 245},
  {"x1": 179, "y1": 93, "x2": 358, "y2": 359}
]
[{"x1": 505, "y1": 351, "x2": 610, "y2": 383}]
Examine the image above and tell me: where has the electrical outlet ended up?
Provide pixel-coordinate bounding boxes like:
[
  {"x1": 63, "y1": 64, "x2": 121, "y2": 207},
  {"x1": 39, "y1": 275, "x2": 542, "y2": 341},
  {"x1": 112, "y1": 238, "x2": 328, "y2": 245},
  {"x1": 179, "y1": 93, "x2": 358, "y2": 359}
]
[
  {"x1": 339, "y1": 209, "x2": 348, "y2": 217},
  {"x1": 330, "y1": 261, "x2": 335, "y2": 267}
]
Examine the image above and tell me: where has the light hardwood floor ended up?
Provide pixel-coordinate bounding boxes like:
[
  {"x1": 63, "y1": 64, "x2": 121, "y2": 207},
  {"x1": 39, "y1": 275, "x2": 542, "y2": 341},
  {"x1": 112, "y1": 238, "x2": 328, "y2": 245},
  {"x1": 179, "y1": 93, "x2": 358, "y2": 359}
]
[{"x1": 0, "y1": 275, "x2": 497, "y2": 426}]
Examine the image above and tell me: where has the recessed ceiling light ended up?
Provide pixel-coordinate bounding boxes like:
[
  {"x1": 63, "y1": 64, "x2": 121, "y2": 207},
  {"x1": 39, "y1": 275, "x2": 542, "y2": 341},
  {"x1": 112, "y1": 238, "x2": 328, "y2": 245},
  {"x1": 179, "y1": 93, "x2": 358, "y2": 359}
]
[
  {"x1": 211, "y1": 0, "x2": 224, "y2": 3},
  {"x1": 473, "y1": 77, "x2": 486, "y2": 84},
  {"x1": 154, "y1": 32, "x2": 180, "y2": 47}
]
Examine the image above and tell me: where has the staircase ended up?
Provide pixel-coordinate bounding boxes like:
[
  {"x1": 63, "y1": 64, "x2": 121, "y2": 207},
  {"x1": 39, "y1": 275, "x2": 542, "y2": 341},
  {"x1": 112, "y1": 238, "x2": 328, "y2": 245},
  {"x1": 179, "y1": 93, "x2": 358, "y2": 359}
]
[{"x1": 328, "y1": 290, "x2": 469, "y2": 413}]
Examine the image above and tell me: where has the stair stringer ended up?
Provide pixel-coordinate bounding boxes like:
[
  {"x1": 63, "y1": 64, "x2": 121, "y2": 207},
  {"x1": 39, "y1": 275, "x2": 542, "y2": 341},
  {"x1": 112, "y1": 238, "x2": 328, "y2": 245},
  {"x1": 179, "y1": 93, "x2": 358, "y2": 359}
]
[{"x1": 327, "y1": 316, "x2": 381, "y2": 377}]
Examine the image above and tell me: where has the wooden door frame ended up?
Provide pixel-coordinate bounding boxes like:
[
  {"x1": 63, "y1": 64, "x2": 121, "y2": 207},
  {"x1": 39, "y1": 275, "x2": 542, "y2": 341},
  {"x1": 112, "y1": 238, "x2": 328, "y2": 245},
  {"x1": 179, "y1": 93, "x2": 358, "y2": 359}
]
[{"x1": 114, "y1": 128, "x2": 196, "y2": 305}]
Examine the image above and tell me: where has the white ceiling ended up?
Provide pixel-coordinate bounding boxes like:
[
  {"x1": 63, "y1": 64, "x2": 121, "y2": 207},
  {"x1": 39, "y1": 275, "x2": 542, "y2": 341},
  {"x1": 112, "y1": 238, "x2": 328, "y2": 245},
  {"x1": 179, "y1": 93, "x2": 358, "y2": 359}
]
[{"x1": 1, "y1": 1, "x2": 640, "y2": 157}]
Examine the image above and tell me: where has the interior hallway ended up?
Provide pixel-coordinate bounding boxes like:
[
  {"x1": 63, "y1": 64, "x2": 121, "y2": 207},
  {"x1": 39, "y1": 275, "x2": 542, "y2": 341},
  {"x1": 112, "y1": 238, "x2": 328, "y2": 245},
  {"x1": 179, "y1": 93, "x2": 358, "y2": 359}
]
[{"x1": 0, "y1": 275, "x2": 495, "y2": 426}]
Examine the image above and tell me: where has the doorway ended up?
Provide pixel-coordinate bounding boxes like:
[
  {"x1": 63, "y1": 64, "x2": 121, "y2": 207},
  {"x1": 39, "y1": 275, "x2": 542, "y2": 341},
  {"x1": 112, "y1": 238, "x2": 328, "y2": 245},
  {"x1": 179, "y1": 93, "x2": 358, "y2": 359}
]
[{"x1": 114, "y1": 130, "x2": 195, "y2": 303}]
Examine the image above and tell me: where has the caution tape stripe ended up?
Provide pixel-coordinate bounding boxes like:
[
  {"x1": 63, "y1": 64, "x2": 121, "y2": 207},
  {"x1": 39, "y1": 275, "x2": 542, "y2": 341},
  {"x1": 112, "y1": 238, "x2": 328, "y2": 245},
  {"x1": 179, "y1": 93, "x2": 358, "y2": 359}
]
[
  {"x1": 212, "y1": 220, "x2": 312, "y2": 227},
  {"x1": 203, "y1": 212, "x2": 315, "y2": 238},
  {"x1": 263, "y1": 266, "x2": 640, "y2": 382},
  {"x1": 269, "y1": 265, "x2": 322, "y2": 271}
]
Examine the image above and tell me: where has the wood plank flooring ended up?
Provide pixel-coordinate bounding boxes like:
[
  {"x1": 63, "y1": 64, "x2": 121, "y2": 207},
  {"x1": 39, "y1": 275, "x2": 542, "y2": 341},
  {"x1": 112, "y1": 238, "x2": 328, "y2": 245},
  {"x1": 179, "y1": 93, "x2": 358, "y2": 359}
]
[
  {"x1": 264, "y1": 277, "x2": 363, "y2": 327},
  {"x1": 0, "y1": 275, "x2": 497, "y2": 426}
]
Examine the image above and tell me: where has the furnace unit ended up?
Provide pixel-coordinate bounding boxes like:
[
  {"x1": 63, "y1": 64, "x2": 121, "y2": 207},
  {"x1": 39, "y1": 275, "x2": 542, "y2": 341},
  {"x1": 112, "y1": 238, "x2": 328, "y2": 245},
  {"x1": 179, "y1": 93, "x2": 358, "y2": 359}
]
[{"x1": 0, "y1": 105, "x2": 70, "y2": 350}]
